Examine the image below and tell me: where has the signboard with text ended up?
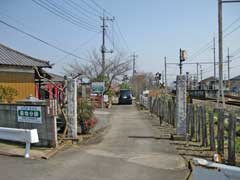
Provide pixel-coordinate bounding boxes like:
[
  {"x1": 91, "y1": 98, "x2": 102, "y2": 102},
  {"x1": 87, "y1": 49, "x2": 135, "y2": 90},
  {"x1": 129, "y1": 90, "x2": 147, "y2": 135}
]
[
  {"x1": 91, "y1": 82, "x2": 105, "y2": 94},
  {"x1": 17, "y1": 106, "x2": 42, "y2": 124}
]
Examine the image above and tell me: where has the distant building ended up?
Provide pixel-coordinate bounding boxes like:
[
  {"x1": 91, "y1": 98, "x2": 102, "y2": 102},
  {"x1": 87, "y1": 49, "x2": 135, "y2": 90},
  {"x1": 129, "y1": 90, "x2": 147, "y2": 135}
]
[
  {"x1": 199, "y1": 76, "x2": 230, "y2": 90},
  {"x1": 230, "y1": 75, "x2": 240, "y2": 94},
  {"x1": 0, "y1": 43, "x2": 52, "y2": 102},
  {"x1": 199, "y1": 76, "x2": 216, "y2": 90}
]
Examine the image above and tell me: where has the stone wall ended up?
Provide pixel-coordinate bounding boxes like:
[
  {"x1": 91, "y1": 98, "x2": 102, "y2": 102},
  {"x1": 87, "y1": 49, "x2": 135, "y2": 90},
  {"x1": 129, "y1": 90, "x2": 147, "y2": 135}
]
[{"x1": 0, "y1": 103, "x2": 57, "y2": 147}]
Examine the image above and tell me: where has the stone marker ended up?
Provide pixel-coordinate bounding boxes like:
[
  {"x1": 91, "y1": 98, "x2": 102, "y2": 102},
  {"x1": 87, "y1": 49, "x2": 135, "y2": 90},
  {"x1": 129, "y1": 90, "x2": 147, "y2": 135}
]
[
  {"x1": 67, "y1": 77, "x2": 78, "y2": 138},
  {"x1": 176, "y1": 75, "x2": 187, "y2": 136}
]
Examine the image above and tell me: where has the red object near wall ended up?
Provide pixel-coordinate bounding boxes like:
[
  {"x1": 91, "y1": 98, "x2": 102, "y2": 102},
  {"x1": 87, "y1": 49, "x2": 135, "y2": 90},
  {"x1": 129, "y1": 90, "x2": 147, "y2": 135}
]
[
  {"x1": 54, "y1": 86, "x2": 58, "y2": 100},
  {"x1": 35, "y1": 85, "x2": 39, "y2": 99},
  {"x1": 48, "y1": 83, "x2": 53, "y2": 100}
]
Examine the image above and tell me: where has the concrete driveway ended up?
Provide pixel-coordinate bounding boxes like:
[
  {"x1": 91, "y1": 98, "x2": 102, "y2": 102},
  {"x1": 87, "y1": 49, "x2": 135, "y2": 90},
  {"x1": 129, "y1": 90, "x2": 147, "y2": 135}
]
[{"x1": 0, "y1": 105, "x2": 189, "y2": 180}]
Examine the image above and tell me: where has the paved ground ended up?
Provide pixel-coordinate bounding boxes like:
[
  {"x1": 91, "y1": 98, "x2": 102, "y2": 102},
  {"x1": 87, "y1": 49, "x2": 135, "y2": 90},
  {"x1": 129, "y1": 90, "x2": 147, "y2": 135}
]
[{"x1": 0, "y1": 105, "x2": 189, "y2": 180}]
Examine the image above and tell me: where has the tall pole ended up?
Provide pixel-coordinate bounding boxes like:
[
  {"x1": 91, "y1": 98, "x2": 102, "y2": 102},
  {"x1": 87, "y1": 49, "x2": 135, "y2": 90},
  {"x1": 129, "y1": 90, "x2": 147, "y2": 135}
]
[
  {"x1": 162, "y1": 70, "x2": 165, "y2": 86},
  {"x1": 218, "y1": 0, "x2": 225, "y2": 106},
  {"x1": 196, "y1": 63, "x2": 199, "y2": 84},
  {"x1": 164, "y1": 56, "x2": 167, "y2": 87},
  {"x1": 227, "y1": 48, "x2": 231, "y2": 88},
  {"x1": 200, "y1": 65, "x2": 203, "y2": 90},
  {"x1": 101, "y1": 15, "x2": 106, "y2": 78},
  {"x1": 133, "y1": 58, "x2": 135, "y2": 77},
  {"x1": 213, "y1": 36, "x2": 216, "y2": 90},
  {"x1": 132, "y1": 53, "x2": 137, "y2": 78},
  {"x1": 101, "y1": 14, "x2": 114, "y2": 79}
]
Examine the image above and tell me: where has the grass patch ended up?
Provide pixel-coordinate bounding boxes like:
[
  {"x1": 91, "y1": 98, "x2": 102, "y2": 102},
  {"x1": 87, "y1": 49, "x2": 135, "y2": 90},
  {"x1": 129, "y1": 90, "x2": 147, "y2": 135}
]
[{"x1": 236, "y1": 137, "x2": 240, "y2": 153}]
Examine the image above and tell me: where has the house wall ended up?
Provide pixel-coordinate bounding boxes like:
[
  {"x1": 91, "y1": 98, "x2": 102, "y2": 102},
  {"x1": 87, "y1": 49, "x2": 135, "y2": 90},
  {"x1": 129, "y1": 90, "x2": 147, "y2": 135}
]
[{"x1": 0, "y1": 68, "x2": 35, "y2": 101}]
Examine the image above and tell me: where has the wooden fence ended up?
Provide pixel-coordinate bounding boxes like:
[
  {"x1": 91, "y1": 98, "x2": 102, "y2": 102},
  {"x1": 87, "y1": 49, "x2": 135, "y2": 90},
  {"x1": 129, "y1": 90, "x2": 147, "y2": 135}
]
[{"x1": 142, "y1": 94, "x2": 239, "y2": 166}]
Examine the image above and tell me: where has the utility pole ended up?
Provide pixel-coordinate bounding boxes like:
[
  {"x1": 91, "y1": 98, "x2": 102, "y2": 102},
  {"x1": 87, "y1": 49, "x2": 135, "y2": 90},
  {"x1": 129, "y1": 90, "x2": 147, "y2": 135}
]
[
  {"x1": 101, "y1": 14, "x2": 114, "y2": 79},
  {"x1": 164, "y1": 56, "x2": 167, "y2": 87},
  {"x1": 196, "y1": 63, "x2": 199, "y2": 84},
  {"x1": 131, "y1": 53, "x2": 138, "y2": 78},
  {"x1": 227, "y1": 48, "x2": 232, "y2": 89},
  {"x1": 218, "y1": 0, "x2": 225, "y2": 106},
  {"x1": 101, "y1": 15, "x2": 106, "y2": 75},
  {"x1": 213, "y1": 36, "x2": 216, "y2": 90},
  {"x1": 217, "y1": 0, "x2": 240, "y2": 107},
  {"x1": 200, "y1": 65, "x2": 203, "y2": 90}
]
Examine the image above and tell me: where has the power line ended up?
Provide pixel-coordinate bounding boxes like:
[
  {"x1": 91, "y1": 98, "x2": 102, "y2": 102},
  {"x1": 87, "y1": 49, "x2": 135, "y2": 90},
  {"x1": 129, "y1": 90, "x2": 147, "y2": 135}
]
[
  {"x1": 224, "y1": 23, "x2": 240, "y2": 38},
  {"x1": 106, "y1": 31, "x2": 121, "y2": 54},
  {"x1": 85, "y1": 0, "x2": 131, "y2": 53},
  {"x1": 67, "y1": 0, "x2": 100, "y2": 18},
  {"x1": 63, "y1": 0, "x2": 99, "y2": 23},
  {"x1": 189, "y1": 15, "x2": 240, "y2": 61},
  {"x1": 224, "y1": 16, "x2": 240, "y2": 32},
  {"x1": 88, "y1": 0, "x2": 112, "y2": 16},
  {"x1": 231, "y1": 47, "x2": 240, "y2": 56},
  {"x1": 80, "y1": 0, "x2": 103, "y2": 15},
  {"x1": 41, "y1": 0, "x2": 99, "y2": 29},
  {"x1": 0, "y1": 19, "x2": 91, "y2": 62},
  {"x1": 56, "y1": 31, "x2": 101, "y2": 65},
  {"x1": 32, "y1": 0, "x2": 99, "y2": 32},
  {"x1": 115, "y1": 21, "x2": 131, "y2": 53}
]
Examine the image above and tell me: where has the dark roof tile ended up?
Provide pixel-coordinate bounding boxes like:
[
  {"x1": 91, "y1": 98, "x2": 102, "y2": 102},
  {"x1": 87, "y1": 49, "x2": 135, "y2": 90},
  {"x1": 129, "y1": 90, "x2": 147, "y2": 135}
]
[{"x1": 0, "y1": 43, "x2": 51, "y2": 68}]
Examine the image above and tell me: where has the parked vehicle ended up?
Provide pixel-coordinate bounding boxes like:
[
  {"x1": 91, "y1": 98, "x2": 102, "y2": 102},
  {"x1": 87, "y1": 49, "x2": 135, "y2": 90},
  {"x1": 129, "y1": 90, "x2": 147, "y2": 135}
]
[{"x1": 118, "y1": 89, "x2": 132, "y2": 105}]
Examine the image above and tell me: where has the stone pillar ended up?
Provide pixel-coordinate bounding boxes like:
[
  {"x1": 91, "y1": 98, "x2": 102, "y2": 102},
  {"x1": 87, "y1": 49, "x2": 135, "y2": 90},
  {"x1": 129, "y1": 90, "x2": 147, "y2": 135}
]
[
  {"x1": 67, "y1": 78, "x2": 78, "y2": 138},
  {"x1": 176, "y1": 75, "x2": 187, "y2": 136}
]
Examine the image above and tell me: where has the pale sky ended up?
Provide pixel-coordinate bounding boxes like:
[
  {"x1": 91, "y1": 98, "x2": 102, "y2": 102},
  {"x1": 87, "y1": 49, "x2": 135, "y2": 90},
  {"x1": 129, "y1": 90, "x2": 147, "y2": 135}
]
[{"x1": 0, "y1": 0, "x2": 239, "y2": 83}]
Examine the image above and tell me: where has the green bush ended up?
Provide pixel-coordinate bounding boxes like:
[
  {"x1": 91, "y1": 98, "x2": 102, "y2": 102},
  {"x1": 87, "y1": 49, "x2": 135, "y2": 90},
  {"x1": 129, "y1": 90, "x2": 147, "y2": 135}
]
[
  {"x1": 77, "y1": 98, "x2": 95, "y2": 134},
  {"x1": 77, "y1": 98, "x2": 94, "y2": 122}
]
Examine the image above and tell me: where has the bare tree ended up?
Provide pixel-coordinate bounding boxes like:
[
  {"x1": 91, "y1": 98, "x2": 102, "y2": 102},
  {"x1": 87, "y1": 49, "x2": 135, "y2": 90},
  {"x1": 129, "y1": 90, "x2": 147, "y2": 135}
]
[
  {"x1": 131, "y1": 72, "x2": 154, "y2": 99},
  {"x1": 65, "y1": 50, "x2": 132, "y2": 92}
]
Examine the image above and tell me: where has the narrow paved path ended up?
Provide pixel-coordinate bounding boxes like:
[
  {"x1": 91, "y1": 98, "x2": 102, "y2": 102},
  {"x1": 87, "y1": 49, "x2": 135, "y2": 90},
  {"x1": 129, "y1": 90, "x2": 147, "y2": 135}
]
[{"x1": 0, "y1": 105, "x2": 189, "y2": 180}]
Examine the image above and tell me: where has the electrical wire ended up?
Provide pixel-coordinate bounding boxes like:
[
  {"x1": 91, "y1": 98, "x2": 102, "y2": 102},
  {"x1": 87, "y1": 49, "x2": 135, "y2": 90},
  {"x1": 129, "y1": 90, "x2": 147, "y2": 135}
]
[
  {"x1": 56, "y1": 31, "x2": 101, "y2": 65},
  {"x1": 84, "y1": 0, "x2": 132, "y2": 53},
  {"x1": 189, "y1": 15, "x2": 240, "y2": 61},
  {"x1": 0, "y1": 19, "x2": 91, "y2": 62},
  {"x1": 106, "y1": 32, "x2": 121, "y2": 54},
  {"x1": 68, "y1": 0, "x2": 100, "y2": 18},
  {"x1": 231, "y1": 48, "x2": 240, "y2": 56},
  {"x1": 88, "y1": 0, "x2": 112, "y2": 16},
  {"x1": 43, "y1": 0, "x2": 99, "y2": 29},
  {"x1": 32, "y1": 0, "x2": 99, "y2": 32},
  {"x1": 223, "y1": 24, "x2": 240, "y2": 38},
  {"x1": 115, "y1": 21, "x2": 131, "y2": 53},
  {"x1": 64, "y1": 0, "x2": 100, "y2": 22},
  {"x1": 80, "y1": 0, "x2": 102, "y2": 16}
]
